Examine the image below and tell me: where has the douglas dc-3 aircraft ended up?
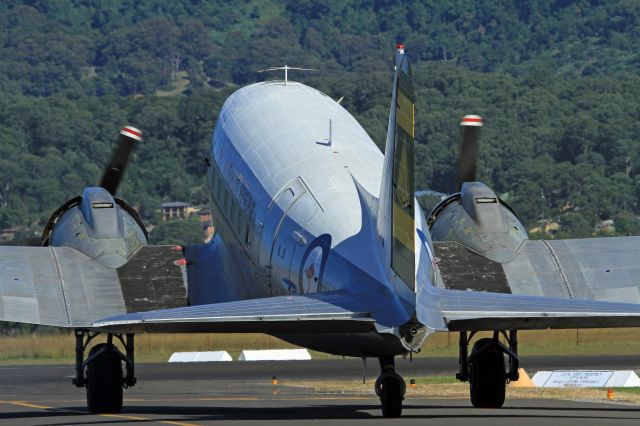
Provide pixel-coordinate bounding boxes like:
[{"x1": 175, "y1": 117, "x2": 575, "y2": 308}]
[{"x1": 2, "y1": 44, "x2": 640, "y2": 418}]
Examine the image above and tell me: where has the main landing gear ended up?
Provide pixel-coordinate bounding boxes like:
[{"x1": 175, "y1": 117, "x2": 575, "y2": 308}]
[
  {"x1": 72, "y1": 329, "x2": 136, "y2": 413},
  {"x1": 375, "y1": 356, "x2": 406, "y2": 417},
  {"x1": 456, "y1": 330, "x2": 519, "y2": 408}
]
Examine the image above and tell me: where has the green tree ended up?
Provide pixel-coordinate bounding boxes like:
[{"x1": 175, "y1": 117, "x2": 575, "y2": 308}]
[{"x1": 148, "y1": 215, "x2": 205, "y2": 245}]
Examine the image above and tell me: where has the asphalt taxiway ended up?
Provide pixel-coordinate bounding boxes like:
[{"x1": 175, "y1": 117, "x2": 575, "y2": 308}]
[{"x1": 1, "y1": 356, "x2": 639, "y2": 425}]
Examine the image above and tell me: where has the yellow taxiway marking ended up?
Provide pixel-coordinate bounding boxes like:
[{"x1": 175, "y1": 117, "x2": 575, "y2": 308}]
[
  {"x1": 102, "y1": 413, "x2": 200, "y2": 426},
  {"x1": 101, "y1": 413, "x2": 151, "y2": 421},
  {"x1": 0, "y1": 400, "x2": 51, "y2": 409},
  {"x1": 0, "y1": 400, "x2": 202, "y2": 426},
  {"x1": 197, "y1": 397, "x2": 260, "y2": 401}
]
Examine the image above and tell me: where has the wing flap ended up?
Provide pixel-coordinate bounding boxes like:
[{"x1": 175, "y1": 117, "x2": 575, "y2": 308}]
[{"x1": 92, "y1": 292, "x2": 375, "y2": 333}]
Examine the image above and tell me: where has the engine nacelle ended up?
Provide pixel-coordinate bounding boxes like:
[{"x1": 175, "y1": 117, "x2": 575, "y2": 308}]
[
  {"x1": 42, "y1": 187, "x2": 147, "y2": 268},
  {"x1": 427, "y1": 182, "x2": 527, "y2": 263}
]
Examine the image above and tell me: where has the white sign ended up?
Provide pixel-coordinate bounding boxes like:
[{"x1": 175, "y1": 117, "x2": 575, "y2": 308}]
[
  {"x1": 606, "y1": 371, "x2": 640, "y2": 387},
  {"x1": 533, "y1": 370, "x2": 613, "y2": 387},
  {"x1": 238, "y1": 349, "x2": 312, "y2": 361},
  {"x1": 168, "y1": 351, "x2": 232, "y2": 362}
]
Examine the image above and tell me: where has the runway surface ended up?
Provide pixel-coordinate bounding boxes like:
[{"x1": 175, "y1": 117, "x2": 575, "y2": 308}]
[{"x1": 1, "y1": 356, "x2": 639, "y2": 425}]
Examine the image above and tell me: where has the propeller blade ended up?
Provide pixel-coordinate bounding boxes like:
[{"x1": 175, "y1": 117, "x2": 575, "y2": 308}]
[
  {"x1": 456, "y1": 115, "x2": 483, "y2": 191},
  {"x1": 99, "y1": 126, "x2": 142, "y2": 195}
]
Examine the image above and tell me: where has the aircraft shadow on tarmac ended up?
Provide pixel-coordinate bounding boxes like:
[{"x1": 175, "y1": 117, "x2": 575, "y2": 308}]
[{"x1": 3, "y1": 403, "x2": 640, "y2": 423}]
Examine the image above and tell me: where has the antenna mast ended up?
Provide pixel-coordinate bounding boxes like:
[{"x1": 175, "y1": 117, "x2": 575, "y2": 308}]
[{"x1": 257, "y1": 65, "x2": 317, "y2": 85}]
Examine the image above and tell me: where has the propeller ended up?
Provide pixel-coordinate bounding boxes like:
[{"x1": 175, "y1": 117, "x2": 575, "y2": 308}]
[
  {"x1": 456, "y1": 115, "x2": 483, "y2": 191},
  {"x1": 99, "y1": 126, "x2": 142, "y2": 195}
]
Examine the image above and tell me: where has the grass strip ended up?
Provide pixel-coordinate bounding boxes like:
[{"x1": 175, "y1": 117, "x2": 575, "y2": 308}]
[{"x1": 3, "y1": 328, "x2": 640, "y2": 364}]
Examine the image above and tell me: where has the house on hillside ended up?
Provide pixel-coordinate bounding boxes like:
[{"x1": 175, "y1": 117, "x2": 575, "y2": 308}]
[
  {"x1": 595, "y1": 219, "x2": 615, "y2": 234},
  {"x1": 161, "y1": 202, "x2": 199, "y2": 221},
  {"x1": 529, "y1": 220, "x2": 561, "y2": 236}
]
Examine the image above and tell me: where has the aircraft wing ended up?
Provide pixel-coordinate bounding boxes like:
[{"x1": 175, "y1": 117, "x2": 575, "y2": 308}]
[
  {"x1": 0, "y1": 244, "x2": 373, "y2": 334},
  {"x1": 434, "y1": 237, "x2": 640, "y2": 301},
  {"x1": 91, "y1": 291, "x2": 375, "y2": 334},
  {"x1": 419, "y1": 237, "x2": 640, "y2": 331},
  {"x1": 0, "y1": 245, "x2": 187, "y2": 328}
]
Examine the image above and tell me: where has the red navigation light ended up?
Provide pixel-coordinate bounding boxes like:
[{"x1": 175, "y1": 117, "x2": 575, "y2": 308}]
[{"x1": 396, "y1": 42, "x2": 405, "y2": 50}]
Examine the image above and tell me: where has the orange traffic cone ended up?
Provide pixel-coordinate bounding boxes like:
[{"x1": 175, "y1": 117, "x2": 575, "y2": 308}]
[
  {"x1": 509, "y1": 368, "x2": 535, "y2": 388},
  {"x1": 607, "y1": 388, "x2": 615, "y2": 400}
]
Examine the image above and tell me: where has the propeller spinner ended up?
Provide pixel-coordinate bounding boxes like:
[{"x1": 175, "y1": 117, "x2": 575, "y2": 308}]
[
  {"x1": 456, "y1": 115, "x2": 483, "y2": 191},
  {"x1": 100, "y1": 126, "x2": 142, "y2": 195}
]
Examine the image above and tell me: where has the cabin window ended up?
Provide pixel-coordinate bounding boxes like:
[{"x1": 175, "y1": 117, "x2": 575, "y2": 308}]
[
  {"x1": 216, "y1": 179, "x2": 222, "y2": 201},
  {"x1": 244, "y1": 220, "x2": 251, "y2": 245},
  {"x1": 223, "y1": 189, "x2": 230, "y2": 213},
  {"x1": 237, "y1": 210, "x2": 244, "y2": 232},
  {"x1": 210, "y1": 168, "x2": 217, "y2": 192},
  {"x1": 231, "y1": 199, "x2": 239, "y2": 228},
  {"x1": 208, "y1": 169, "x2": 214, "y2": 192},
  {"x1": 236, "y1": 217, "x2": 244, "y2": 239}
]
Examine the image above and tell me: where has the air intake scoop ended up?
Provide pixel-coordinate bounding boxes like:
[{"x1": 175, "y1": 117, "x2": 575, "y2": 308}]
[{"x1": 460, "y1": 182, "x2": 503, "y2": 233}]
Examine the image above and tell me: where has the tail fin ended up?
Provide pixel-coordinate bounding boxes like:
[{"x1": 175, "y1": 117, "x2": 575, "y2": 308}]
[{"x1": 376, "y1": 43, "x2": 416, "y2": 290}]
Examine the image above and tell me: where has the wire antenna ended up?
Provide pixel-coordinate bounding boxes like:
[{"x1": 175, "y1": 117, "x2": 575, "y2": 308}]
[{"x1": 257, "y1": 65, "x2": 317, "y2": 86}]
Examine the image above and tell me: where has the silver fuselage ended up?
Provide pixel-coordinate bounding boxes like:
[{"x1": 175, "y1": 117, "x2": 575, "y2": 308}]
[{"x1": 203, "y1": 81, "x2": 434, "y2": 356}]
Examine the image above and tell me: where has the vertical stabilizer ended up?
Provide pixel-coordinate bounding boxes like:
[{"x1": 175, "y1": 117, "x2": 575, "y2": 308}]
[{"x1": 376, "y1": 44, "x2": 416, "y2": 290}]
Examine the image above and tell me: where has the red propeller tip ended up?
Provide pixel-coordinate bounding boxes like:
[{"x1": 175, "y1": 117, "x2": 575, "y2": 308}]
[
  {"x1": 120, "y1": 126, "x2": 143, "y2": 141},
  {"x1": 460, "y1": 115, "x2": 483, "y2": 127}
]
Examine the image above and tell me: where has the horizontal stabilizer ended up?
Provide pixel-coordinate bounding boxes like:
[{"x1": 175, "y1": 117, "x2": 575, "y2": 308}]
[
  {"x1": 418, "y1": 284, "x2": 640, "y2": 331},
  {"x1": 93, "y1": 291, "x2": 374, "y2": 333}
]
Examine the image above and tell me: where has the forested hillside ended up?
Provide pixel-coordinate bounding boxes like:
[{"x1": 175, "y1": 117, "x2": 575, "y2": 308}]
[{"x1": 1, "y1": 0, "x2": 639, "y2": 241}]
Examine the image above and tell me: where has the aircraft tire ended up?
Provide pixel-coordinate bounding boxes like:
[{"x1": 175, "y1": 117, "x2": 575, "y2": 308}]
[
  {"x1": 469, "y1": 338, "x2": 506, "y2": 408},
  {"x1": 86, "y1": 343, "x2": 123, "y2": 413},
  {"x1": 379, "y1": 374, "x2": 404, "y2": 418}
]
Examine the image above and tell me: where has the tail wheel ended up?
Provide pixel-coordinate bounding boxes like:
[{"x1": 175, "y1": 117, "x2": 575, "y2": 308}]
[
  {"x1": 469, "y1": 338, "x2": 506, "y2": 408},
  {"x1": 86, "y1": 343, "x2": 123, "y2": 413},
  {"x1": 375, "y1": 372, "x2": 405, "y2": 418}
]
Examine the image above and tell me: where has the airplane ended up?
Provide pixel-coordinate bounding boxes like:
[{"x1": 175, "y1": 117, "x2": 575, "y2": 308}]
[{"x1": 2, "y1": 43, "x2": 640, "y2": 418}]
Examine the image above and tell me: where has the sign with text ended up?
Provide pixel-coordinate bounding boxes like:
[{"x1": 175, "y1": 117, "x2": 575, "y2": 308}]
[{"x1": 539, "y1": 370, "x2": 614, "y2": 388}]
